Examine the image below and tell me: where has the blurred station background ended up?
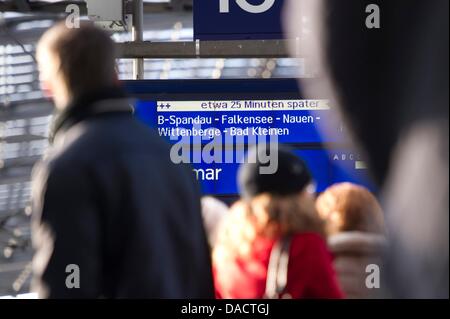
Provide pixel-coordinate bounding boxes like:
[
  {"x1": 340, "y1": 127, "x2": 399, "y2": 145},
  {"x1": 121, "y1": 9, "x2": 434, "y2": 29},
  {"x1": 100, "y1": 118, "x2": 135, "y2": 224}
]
[{"x1": 0, "y1": 0, "x2": 306, "y2": 296}]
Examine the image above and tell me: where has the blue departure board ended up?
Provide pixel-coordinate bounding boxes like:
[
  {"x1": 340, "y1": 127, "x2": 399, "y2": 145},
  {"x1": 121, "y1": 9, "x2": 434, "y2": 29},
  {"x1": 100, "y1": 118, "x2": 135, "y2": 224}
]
[{"x1": 124, "y1": 79, "x2": 376, "y2": 196}]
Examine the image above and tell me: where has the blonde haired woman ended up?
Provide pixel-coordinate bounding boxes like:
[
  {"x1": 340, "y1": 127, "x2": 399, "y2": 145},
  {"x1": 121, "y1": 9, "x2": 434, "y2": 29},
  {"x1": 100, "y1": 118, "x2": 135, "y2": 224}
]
[{"x1": 213, "y1": 145, "x2": 343, "y2": 299}]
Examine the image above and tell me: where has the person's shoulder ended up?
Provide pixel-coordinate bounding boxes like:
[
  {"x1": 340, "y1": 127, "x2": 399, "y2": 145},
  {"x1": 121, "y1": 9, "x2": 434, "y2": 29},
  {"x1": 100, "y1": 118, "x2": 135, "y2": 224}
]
[
  {"x1": 38, "y1": 119, "x2": 114, "y2": 178},
  {"x1": 57, "y1": 115, "x2": 167, "y2": 159},
  {"x1": 31, "y1": 148, "x2": 87, "y2": 195},
  {"x1": 90, "y1": 115, "x2": 169, "y2": 150}
]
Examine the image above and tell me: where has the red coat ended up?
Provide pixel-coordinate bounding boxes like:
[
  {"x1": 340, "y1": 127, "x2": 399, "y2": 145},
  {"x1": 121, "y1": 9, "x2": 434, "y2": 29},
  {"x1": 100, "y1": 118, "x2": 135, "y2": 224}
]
[{"x1": 214, "y1": 232, "x2": 344, "y2": 299}]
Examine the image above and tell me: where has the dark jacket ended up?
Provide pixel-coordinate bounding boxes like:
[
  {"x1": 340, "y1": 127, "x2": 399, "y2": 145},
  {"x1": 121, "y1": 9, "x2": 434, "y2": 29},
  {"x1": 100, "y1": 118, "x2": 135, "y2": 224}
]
[{"x1": 31, "y1": 88, "x2": 214, "y2": 298}]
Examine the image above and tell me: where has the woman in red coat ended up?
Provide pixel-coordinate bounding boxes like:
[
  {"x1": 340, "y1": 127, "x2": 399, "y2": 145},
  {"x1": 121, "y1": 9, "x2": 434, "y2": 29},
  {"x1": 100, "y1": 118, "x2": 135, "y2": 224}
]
[{"x1": 213, "y1": 145, "x2": 343, "y2": 299}]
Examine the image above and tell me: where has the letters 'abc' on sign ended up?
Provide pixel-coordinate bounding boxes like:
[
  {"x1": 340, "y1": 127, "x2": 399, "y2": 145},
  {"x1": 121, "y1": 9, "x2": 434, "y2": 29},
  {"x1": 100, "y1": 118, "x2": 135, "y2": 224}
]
[{"x1": 194, "y1": 0, "x2": 285, "y2": 40}]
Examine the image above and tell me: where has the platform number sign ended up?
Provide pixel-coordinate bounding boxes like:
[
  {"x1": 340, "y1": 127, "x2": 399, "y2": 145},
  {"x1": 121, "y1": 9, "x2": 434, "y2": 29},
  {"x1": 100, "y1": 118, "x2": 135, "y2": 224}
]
[
  {"x1": 194, "y1": 0, "x2": 285, "y2": 40},
  {"x1": 219, "y1": 0, "x2": 276, "y2": 14}
]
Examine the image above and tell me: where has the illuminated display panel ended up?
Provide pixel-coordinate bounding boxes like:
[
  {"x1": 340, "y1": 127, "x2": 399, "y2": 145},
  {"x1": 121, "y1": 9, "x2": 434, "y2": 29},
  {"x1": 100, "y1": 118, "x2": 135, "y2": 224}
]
[{"x1": 124, "y1": 79, "x2": 375, "y2": 196}]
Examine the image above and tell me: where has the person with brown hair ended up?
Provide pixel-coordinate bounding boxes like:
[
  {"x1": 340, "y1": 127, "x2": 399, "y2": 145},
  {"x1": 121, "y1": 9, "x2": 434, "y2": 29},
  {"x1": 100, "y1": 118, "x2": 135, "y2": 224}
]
[
  {"x1": 316, "y1": 183, "x2": 387, "y2": 298},
  {"x1": 213, "y1": 145, "x2": 343, "y2": 299},
  {"x1": 31, "y1": 22, "x2": 214, "y2": 298}
]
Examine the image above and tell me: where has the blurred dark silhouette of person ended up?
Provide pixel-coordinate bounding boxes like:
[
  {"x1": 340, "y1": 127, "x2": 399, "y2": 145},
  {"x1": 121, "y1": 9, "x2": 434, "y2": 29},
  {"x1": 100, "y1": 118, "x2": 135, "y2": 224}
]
[
  {"x1": 285, "y1": 0, "x2": 448, "y2": 298},
  {"x1": 316, "y1": 183, "x2": 387, "y2": 298},
  {"x1": 31, "y1": 22, "x2": 214, "y2": 298},
  {"x1": 213, "y1": 145, "x2": 343, "y2": 299}
]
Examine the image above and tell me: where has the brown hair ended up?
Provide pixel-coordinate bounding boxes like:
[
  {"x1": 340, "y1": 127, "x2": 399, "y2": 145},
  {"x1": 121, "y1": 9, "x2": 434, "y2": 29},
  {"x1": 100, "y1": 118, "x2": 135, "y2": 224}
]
[
  {"x1": 316, "y1": 183, "x2": 385, "y2": 235},
  {"x1": 213, "y1": 192, "x2": 325, "y2": 263},
  {"x1": 37, "y1": 22, "x2": 117, "y2": 99}
]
